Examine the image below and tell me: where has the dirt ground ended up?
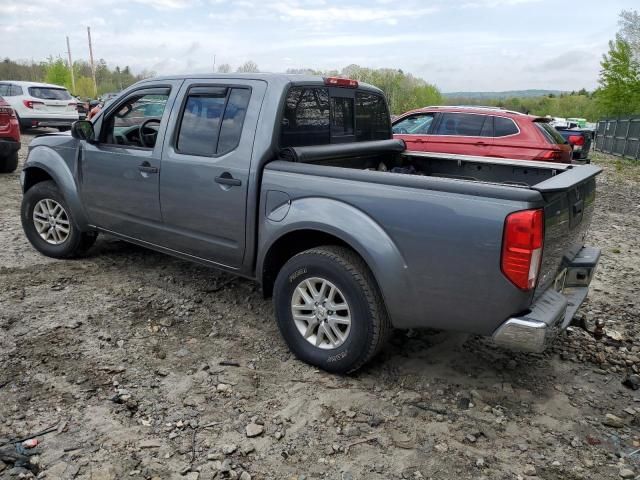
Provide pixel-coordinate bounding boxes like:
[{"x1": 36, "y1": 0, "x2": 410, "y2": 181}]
[{"x1": 1, "y1": 131, "x2": 640, "y2": 480}]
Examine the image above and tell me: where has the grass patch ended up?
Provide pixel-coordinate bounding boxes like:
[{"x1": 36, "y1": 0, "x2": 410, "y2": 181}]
[{"x1": 591, "y1": 151, "x2": 640, "y2": 182}]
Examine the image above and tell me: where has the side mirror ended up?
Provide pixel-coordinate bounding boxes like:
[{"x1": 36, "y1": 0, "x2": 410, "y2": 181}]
[{"x1": 71, "y1": 120, "x2": 95, "y2": 141}]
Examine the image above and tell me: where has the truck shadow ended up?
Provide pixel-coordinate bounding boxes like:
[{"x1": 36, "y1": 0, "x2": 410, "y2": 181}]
[{"x1": 87, "y1": 235, "x2": 562, "y2": 399}]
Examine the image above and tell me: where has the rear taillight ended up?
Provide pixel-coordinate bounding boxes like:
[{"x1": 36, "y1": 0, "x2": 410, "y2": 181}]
[
  {"x1": 23, "y1": 100, "x2": 44, "y2": 109},
  {"x1": 501, "y1": 209, "x2": 544, "y2": 291},
  {"x1": 324, "y1": 77, "x2": 358, "y2": 88},
  {"x1": 538, "y1": 150, "x2": 564, "y2": 162},
  {"x1": 0, "y1": 106, "x2": 12, "y2": 115},
  {"x1": 567, "y1": 134, "x2": 585, "y2": 146}
]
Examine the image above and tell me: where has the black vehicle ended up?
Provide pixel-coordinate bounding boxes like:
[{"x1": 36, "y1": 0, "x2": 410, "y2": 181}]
[{"x1": 555, "y1": 126, "x2": 592, "y2": 161}]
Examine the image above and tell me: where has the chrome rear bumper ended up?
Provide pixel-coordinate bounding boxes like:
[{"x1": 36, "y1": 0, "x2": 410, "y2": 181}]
[{"x1": 493, "y1": 245, "x2": 599, "y2": 353}]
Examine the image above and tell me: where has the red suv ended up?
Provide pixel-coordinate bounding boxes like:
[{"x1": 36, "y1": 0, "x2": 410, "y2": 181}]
[
  {"x1": 0, "y1": 96, "x2": 21, "y2": 173},
  {"x1": 392, "y1": 106, "x2": 572, "y2": 163}
]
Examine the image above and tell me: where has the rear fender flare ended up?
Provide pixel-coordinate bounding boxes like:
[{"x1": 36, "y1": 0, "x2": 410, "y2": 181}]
[{"x1": 259, "y1": 197, "x2": 413, "y2": 327}]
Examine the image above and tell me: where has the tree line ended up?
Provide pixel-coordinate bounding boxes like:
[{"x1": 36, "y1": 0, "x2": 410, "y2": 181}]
[{"x1": 0, "y1": 56, "x2": 154, "y2": 99}]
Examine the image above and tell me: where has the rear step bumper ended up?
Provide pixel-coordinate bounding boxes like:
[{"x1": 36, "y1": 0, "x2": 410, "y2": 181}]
[{"x1": 492, "y1": 245, "x2": 600, "y2": 353}]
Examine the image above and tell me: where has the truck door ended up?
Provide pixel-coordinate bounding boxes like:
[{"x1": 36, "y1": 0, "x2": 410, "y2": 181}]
[
  {"x1": 80, "y1": 83, "x2": 180, "y2": 241},
  {"x1": 158, "y1": 79, "x2": 266, "y2": 268}
]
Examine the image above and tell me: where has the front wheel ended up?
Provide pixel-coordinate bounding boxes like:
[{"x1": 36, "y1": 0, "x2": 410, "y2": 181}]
[
  {"x1": 273, "y1": 246, "x2": 390, "y2": 373},
  {"x1": 21, "y1": 180, "x2": 98, "y2": 258}
]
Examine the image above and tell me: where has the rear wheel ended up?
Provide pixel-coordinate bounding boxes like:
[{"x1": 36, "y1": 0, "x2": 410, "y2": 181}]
[
  {"x1": 21, "y1": 180, "x2": 97, "y2": 258},
  {"x1": 0, "y1": 151, "x2": 18, "y2": 173},
  {"x1": 15, "y1": 113, "x2": 29, "y2": 133},
  {"x1": 273, "y1": 245, "x2": 390, "y2": 373}
]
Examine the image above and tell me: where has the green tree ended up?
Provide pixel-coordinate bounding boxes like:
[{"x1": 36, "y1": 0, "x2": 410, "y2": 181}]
[
  {"x1": 74, "y1": 76, "x2": 95, "y2": 98},
  {"x1": 596, "y1": 37, "x2": 640, "y2": 116},
  {"x1": 44, "y1": 58, "x2": 72, "y2": 90}
]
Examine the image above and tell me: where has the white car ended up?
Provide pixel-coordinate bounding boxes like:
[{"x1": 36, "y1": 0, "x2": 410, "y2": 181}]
[{"x1": 0, "y1": 81, "x2": 79, "y2": 131}]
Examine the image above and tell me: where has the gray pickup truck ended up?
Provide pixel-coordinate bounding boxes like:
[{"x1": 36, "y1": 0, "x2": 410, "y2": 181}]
[{"x1": 20, "y1": 74, "x2": 601, "y2": 373}]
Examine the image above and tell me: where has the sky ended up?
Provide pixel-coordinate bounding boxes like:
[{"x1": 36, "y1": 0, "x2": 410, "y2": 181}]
[{"x1": 0, "y1": 0, "x2": 637, "y2": 92}]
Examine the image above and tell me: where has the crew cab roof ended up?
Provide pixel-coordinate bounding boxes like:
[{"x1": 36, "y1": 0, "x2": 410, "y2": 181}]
[{"x1": 134, "y1": 73, "x2": 384, "y2": 95}]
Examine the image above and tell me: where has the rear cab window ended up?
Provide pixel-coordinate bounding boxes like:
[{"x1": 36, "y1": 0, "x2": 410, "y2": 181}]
[
  {"x1": 28, "y1": 87, "x2": 72, "y2": 100},
  {"x1": 280, "y1": 86, "x2": 390, "y2": 148}
]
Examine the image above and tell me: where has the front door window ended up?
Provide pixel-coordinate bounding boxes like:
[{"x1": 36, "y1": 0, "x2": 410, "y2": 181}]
[{"x1": 101, "y1": 91, "x2": 170, "y2": 148}]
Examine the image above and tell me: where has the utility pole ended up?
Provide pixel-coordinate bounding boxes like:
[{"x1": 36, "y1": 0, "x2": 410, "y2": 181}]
[
  {"x1": 213, "y1": 54, "x2": 216, "y2": 72},
  {"x1": 66, "y1": 36, "x2": 76, "y2": 94},
  {"x1": 87, "y1": 26, "x2": 97, "y2": 97}
]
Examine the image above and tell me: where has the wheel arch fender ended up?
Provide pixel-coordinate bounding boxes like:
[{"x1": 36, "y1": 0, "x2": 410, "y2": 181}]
[
  {"x1": 258, "y1": 197, "x2": 413, "y2": 327},
  {"x1": 22, "y1": 148, "x2": 90, "y2": 230}
]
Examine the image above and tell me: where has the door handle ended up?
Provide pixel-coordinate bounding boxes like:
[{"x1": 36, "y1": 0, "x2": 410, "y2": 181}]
[
  {"x1": 215, "y1": 172, "x2": 242, "y2": 187},
  {"x1": 138, "y1": 161, "x2": 158, "y2": 174}
]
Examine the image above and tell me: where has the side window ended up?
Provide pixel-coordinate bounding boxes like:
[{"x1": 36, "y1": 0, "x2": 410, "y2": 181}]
[
  {"x1": 218, "y1": 88, "x2": 251, "y2": 154},
  {"x1": 330, "y1": 96, "x2": 355, "y2": 137},
  {"x1": 392, "y1": 113, "x2": 435, "y2": 135},
  {"x1": 355, "y1": 92, "x2": 390, "y2": 141},
  {"x1": 480, "y1": 115, "x2": 493, "y2": 136},
  {"x1": 176, "y1": 87, "x2": 251, "y2": 157},
  {"x1": 10, "y1": 85, "x2": 23, "y2": 96},
  {"x1": 177, "y1": 88, "x2": 227, "y2": 156},
  {"x1": 102, "y1": 90, "x2": 170, "y2": 148},
  {"x1": 434, "y1": 113, "x2": 488, "y2": 136},
  {"x1": 0, "y1": 84, "x2": 10, "y2": 96},
  {"x1": 494, "y1": 117, "x2": 519, "y2": 137},
  {"x1": 280, "y1": 87, "x2": 330, "y2": 147}
]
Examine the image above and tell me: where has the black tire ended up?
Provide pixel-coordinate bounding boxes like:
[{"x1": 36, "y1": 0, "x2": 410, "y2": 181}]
[
  {"x1": 15, "y1": 113, "x2": 29, "y2": 133},
  {"x1": 21, "y1": 180, "x2": 98, "y2": 258},
  {"x1": 273, "y1": 245, "x2": 391, "y2": 373},
  {"x1": 0, "y1": 151, "x2": 18, "y2": 173}
]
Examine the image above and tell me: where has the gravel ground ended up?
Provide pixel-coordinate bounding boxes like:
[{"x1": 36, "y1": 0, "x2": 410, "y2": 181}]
[{"x1": 1, "y1": 131, "x2": 639, "y2": 480}]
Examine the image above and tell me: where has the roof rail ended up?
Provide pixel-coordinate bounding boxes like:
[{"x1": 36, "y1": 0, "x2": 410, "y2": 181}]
[{"x1": 422, "y1": 105, "x2": 527, "y2": 115}]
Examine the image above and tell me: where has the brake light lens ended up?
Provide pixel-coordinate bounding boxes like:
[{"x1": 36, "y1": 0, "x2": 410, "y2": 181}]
[
  {"x1": 538, "y1": 150, "x2": 564, "y2": 162},
  {"x1": 23, "y1": 100, "x2": 44, "y2": 109},
  {"x1": 324, "y1": 77, "x2": 358, "y2": 88},
  {"x1": 501, "y1": 209, "x2": 544, "y2": 291},
  {"x1": 0, "y1": 105, "x2": 12, "y2": 115},
  {"x1": 567, "y1": 134, "x2": 585, "y2": 146}
]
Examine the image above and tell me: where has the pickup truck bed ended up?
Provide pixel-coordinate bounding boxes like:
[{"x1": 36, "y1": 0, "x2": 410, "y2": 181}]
[
  {"x1": 263, "y1": 141, "x2": 599, "y2": 345},
  {"x1": 20, "y1": 73, "x2": 601, "y2": 373}
]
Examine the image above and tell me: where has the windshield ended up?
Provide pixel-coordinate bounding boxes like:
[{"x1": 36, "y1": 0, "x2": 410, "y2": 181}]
[{"x1": 28, "y1": 87, "x2": 72, "y2": 101}]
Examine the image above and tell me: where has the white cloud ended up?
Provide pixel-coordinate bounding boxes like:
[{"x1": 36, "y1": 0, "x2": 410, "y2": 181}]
[
  {"x1": 0, "y1": 0, "x2": 634, "y2": 91},
  {"x1": 132, "y1": 0, "x2": 198, "y2": 9}
]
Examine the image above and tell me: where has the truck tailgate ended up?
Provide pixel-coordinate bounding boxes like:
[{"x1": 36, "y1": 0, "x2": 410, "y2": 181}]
[{"x1": 532, "y1": 164, "x2": 601, "y2": 295}]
